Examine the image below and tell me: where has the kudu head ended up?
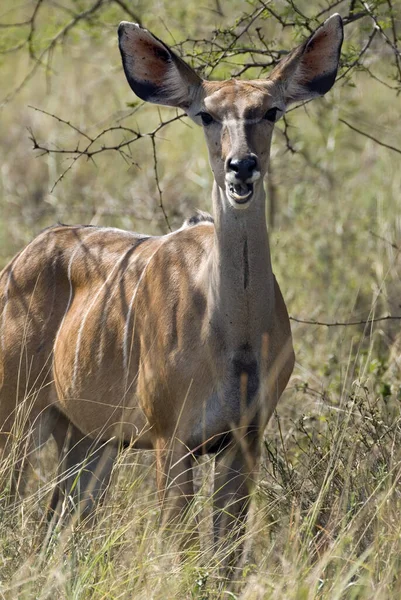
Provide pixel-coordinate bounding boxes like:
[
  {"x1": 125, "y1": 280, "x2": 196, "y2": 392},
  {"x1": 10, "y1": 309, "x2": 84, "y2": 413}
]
[{"x1": 118, "y1": 15, "x2": 343, "y2": 210}]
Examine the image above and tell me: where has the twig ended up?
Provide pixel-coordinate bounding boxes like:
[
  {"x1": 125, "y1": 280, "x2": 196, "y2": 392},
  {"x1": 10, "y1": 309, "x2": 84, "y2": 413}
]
[
  {"x1": 338, "y1": 27, "x2": 377, "y2": 82},
  {"x1": 1, "y1": 0, "x2": 106, "y2": 106},
  {"x1": 386, "y1": 0, "x2": 401, "y2": 82},
  {"x1": 151, "y1": 136, "x2": 171, "y2": 233},
  {"x1": 362, "y1": 65, "x2": 400, "y2": 90},
  {"x1": 315, "y1": 0, "x2": 347, "y2": 20},
  {"x1": 112, "y1": 0, "x2": 141, "y2": 24},
  {"x1": 284, "y1": 0, "x2": 312, "y2": 31},
  {"x1": 369, "y1": 230, "x2": 400, "y2": 251},
  {"x1": 0, "y1": 19, "x2": 32, "y2": 28},
  {"x1": 207, "y1": 5, "x2": 266, "y2": 76},
  {"x1": 342, "y1": 11, "x2": 368, "y2": 25},
  {"x1": 232, "y1": 59, "x2": 277, "y2": 77},
  {"x1": 28, "y1": 106, "x2": 92, "y2": 142},
  {"x1": 362, "y1": 1, "x2": 401, "y2": 60},
  {"x1": 257, "y1": 0, "x2": 296, "y2": 28},
  {"x1": 27, "y1": 0, "x2": 44, "y2": 60},
  {"x1": 280, "y1": 116, "x2": 296, "y2": 154},
  {"x1": 339, "y1": 119, "x2": 401, "y2": 155},
  {"x1": 290, "y1": 315, "x2": 401, "y2": 327}
]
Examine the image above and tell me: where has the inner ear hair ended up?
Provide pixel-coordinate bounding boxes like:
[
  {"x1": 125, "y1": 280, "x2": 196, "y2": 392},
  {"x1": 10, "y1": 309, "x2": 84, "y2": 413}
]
[
  {"x1": 270, "y1": 14, "x2": 344, "y2": 104},
  {"x1": 118, "y1": 22, "x2": 202, "y2": 109}
]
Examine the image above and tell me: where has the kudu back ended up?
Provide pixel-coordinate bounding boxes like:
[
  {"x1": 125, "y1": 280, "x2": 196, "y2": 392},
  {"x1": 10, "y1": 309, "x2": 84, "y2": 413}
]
[{"x1": 0, "y1": 15, "x2": 343, "y2": 566}]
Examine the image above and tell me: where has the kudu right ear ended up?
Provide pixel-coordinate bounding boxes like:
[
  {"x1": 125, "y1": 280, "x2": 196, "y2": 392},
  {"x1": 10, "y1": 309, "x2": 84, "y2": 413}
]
[
  {"x1": 118, "y1": 22, "x2": 202, "y2": 110},
  {"x1": 270, "y1": 14, "x2": 344, "y2": 105}
]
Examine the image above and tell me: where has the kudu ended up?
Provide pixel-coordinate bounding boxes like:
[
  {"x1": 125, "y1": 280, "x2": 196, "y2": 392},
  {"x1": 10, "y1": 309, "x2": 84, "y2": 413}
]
[{"x1": 0, "y1": 15, "x2": 343, "y2": 566}]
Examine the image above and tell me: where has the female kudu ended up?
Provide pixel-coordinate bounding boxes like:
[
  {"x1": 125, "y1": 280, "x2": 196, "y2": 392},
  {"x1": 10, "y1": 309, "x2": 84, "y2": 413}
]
[{"x1": 0, "y1": 15, "x2": 343, "y2": 565}]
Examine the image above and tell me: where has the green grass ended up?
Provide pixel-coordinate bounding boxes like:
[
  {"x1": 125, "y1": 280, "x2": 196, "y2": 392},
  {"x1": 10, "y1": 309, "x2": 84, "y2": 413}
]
[{"x1": 1, "y1": 0, "x2": 401, "y2": 597}]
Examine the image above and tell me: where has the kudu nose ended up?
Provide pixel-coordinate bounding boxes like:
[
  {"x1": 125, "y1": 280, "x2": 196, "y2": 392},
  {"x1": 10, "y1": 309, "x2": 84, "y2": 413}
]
[{"x1": 227, "y1": 156, "x2": 257, "y2": 182}]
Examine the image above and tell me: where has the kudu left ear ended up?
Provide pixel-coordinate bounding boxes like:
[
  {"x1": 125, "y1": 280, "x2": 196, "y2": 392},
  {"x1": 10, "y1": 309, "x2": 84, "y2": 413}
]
[
  {"x1": 118, "y1": 22, "x2": 202, "y2": 109},
  {"x1": 270, "y1": 14, "x2": 344, "y2": 105}
]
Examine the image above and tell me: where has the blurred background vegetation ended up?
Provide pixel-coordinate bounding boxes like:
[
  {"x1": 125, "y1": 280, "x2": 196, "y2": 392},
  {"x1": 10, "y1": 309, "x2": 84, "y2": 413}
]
[{"x1": 1, "y1": 0, "x2": 401, "y2": 598}]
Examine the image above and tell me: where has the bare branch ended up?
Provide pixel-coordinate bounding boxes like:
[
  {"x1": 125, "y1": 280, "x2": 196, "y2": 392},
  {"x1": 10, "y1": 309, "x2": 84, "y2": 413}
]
[
  {"x1": 0, "y1": 20, "x2": 32, "y2": 28},
  {"x1": 27, "y1": 0, "x2": 44, "y2": 60},
  {"x1": 1, "y1": 0, "x2": 106, "y2": 105},
  {"x1": 339, "y1": 119, "x2": 401, "y2": 155},
  {"x1": 290, "y1": 315, "x2": 401, "y2": 327},
  {"x1": 28, "y1": 106, "x2": 92, "y2": 142},
  {"x1": 29, "y1": 106, "x2": 184, "y2": 221},
  {"x1": 207, "y1": 5, "x2": 266, "y2": 76},
  {"x1": 338, "y1": 26, "x2": 377, "y2": 82},
  {"x1": 112, "y1": 0, "x2": 141, "y2": 23},
  {"x1": 369, "y1": 230, "x2": 400, "y2": 251},
  {"x1": 315, "y1": 0, "x2": 347, "y2": 20},
  {"x1": 362, "y1": 1, "x2": 401, "y2": 62},
  {"x1": 151, "y1": 136, "x2": 171, "y2": 233},
  {"x1": 279, "y1": 116, "x2": 297, "y2": 154}
]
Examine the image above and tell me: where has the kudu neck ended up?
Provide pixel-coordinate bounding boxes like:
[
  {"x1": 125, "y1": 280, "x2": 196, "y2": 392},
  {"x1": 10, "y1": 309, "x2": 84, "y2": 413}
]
[{"x1": 207, "y1": 180, "x2": 275, "y2": 350}]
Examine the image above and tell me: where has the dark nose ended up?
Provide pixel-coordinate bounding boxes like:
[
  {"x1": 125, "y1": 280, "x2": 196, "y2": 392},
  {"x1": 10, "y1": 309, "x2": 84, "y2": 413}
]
[{"x1": 227, "y1": 156, "x2": 257, "y2": 181}]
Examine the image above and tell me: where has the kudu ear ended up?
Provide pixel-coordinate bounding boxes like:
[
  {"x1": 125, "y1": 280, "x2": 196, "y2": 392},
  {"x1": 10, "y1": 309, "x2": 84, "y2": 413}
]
[
  {"x1": 118, "y1": 22, "x2": 202, "y2": 110},
  {"x1": 270, "y1": 14, "x2": 343, "y2": 105}
]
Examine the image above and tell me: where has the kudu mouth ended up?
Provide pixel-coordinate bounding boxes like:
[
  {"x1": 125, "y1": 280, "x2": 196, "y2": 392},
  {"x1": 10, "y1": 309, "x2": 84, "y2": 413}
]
[
  {"x1": 226, "y1": 181, "x2": 254, "y2": 204},
  {"x1": 225, "y1": 168, "x2": 261, "y2": 208}
]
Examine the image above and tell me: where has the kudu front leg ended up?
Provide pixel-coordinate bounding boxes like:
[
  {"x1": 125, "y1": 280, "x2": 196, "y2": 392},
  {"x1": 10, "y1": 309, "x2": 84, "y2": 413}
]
[
  {"x1": 155, "y1": 437, "x2": 197, "y2": 552},
  {"x1": 213, "y1": 433, "x2": 260, "y2": 573}
]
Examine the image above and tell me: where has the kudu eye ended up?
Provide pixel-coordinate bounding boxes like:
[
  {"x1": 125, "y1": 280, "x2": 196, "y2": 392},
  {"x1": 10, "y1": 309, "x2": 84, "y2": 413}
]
[
  {"x1": 264, "y1": 107, "x2": 279, "y2": 122},
  {"x1": 198, "y1": 112, "x2": 214, "y2": 126}
]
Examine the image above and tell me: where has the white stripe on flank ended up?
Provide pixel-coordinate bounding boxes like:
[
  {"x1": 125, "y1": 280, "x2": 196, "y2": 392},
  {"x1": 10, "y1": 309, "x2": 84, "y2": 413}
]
[
  {"x1": 122, "y1": 226, "x2": 187, "y2": 373},
  {"x1": 53, "y1": 230, "x2": 101, "y2": 358},
  {"x1": 72, "y1": 245, "x2": 134, "y2": 389},
  {"x1": 95, "y1": 239, "x2": 150, "y2": 368},
  {"x1": 39, "y1": 255, "x2": 58, "y2": 350},
  {"x1": 122, "y1": 245, "x2": 161, "y2": 373}
]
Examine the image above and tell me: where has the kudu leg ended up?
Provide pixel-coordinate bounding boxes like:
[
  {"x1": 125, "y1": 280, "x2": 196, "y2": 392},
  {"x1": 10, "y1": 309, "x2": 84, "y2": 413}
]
[
  {"x1": 213, "y1": 433, "x2": 260, "y2": 572},
  {"x1": 12, "y1": 410, "x2": 58, "y2": 499},
  {"x1": 155, "y1": 438, "x2": 197, "y2": 551},
  {"x1": 48, "y1": 422, "x2": 117, "y2": 526},
  {"x1": 0, "y1": 428, "x2": 32, "y2": 501},
  {"x1": 0, "y1": 407, "x2": 57, "y2": 501}
]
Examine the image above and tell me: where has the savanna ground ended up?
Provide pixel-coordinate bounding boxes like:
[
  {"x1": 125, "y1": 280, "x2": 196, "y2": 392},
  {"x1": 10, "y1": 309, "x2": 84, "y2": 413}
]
[{"x1": 1, "y1": 0, "x2": 401, "y2": 598}]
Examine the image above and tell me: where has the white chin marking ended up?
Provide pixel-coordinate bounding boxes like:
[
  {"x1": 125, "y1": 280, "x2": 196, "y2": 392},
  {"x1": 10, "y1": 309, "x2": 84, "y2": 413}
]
[
  {"x1": 225, "y1": 184, "x2": 253, "y2": 208},
  {"x1": 226, "y1": 192, "x2": 253, "y2": 209},
  {"x1": 230, "y1": 191, "x2": 252, "y2": 202}
]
